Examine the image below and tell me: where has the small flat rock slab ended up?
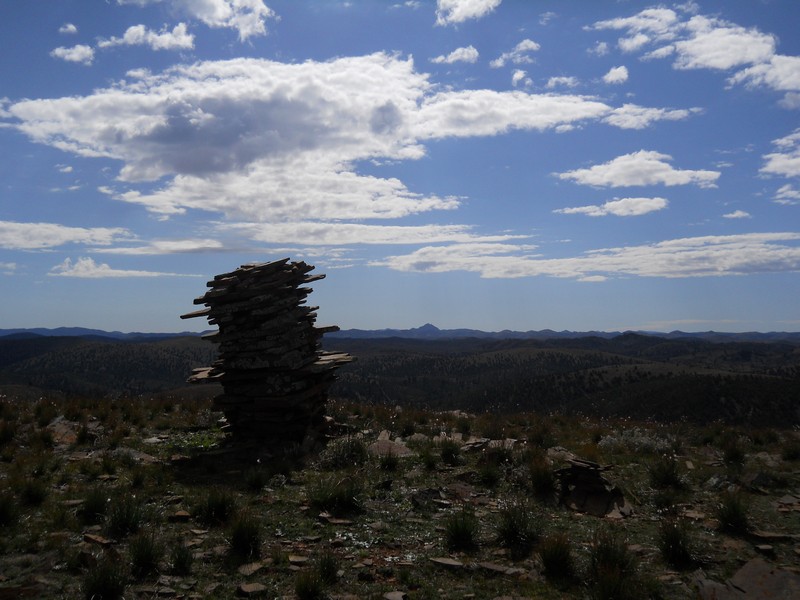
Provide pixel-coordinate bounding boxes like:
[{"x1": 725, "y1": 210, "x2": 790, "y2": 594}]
[
  {"x1": 288, "y1": 555, "x2": 309, "y2": 565},
  {"x1": 168, "y1": 510, "x2": 191, "y2": 523},
  {"x1": 384, "y1": 592, "x2": 407, "y2": 600},
  {"x1": 83, "y1": 533, "x2": 113, "y2": 547},
  {"x1": 236, "y1": 582, "x2": 267, "y2": 597},
  {"x1": 237, "y1": 561, "x2": 266, "y2": 576},
  {"x1": 430, "y1": 557, "x2": 463, "y2": 570}
]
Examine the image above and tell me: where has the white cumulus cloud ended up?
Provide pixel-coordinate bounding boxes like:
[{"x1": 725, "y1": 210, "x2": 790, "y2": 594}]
[
  {"x1": 98, "y1": 23, "x2": 194, "y2": 51},
  {"x1": 555, "y1": 197, "x2": 668, "y2": 217},
  {"x1": 490, "y1": 39, "x2": 540, "y2": 68},
  {"x1": 50, "y1": 45, "x2": 95, "y2": 65},
  {"x1": 59, "y1": 23, "x2": 78, "y2": 35},
  {"x1": 557, "y1": 150, "x2": 720, "y2": 188},
  {"x1": 603, "y1": 65, "x2": 628, "y2": 84},
  {"x1": 430, "y1": 45, "x2": 479, "y2": 64},
  {"x1": 117, "y1": 0, "x2": 277, "y2": 40},
  {"x1": 435, "y1": 0, "x2": 501, "y2": 26}
]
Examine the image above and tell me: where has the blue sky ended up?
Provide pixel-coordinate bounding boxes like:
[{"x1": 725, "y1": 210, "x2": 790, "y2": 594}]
[{"x1": 1, "y1": 0, "x2": 799, "y2": 333}]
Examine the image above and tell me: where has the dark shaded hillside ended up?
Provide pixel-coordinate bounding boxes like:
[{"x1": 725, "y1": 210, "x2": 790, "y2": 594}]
[
  {"x1": 325, "y1": 335, "x2": 800, "y2": 426},
  {"x1": 0, "y1": 335, "x2": 217, "y2": 397}
]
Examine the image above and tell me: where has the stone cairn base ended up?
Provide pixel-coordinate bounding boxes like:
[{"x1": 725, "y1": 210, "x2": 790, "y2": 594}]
[{"x1": 181, "y1": 258, "x2": 352, "y2": 447}]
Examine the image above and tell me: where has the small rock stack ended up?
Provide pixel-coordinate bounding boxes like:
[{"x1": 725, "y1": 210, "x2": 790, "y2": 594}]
[
  {"x1": 181, "y1": 258, "x2": 352, "y2": 446},
  {"x1": 555, "y1": 458, "x2": 630, "y2": 517}
]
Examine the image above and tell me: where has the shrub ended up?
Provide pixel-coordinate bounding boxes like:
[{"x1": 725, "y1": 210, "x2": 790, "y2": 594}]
[
  {"x1": 194, "y1": 488, "x2": 237, "y2": 526},
  {"x1": 538, "y1": 533, "x2": 575, "y2": 581},
  {"x1": 378, "y1": 451, "x2": 400, "y2": 472},
  {"x1": 307, "y1": 475, "x2": 363, "y2": 516},
  {"x1": 106, "y1": 495, "x2": 144, "y2": 538},
  {"x1": 439, "y1": 439, "x2": 462, "y2": 466},
  {"x1": 294, "y1": 570, "x2": 325, "y2": 600},
  {"x1": 0, "y1": 492, "x2": 18, "y2": 527},
  {"x1": 587, "y1": 525, "x2": 639, "y2": 600},
  {"x1": 418, "y1": 444, "x2": 439, "y2": 470},
  {"x1": 20, "y1": 477, "x2": 49, "y2": 507},
  {"x1": 129, "y1": 531, "x2": 163, "y2": 579},
  {"x1": 316, "y1": 551, "x2": 339, "y2": 585},
  {"x1": 780, "y1": 438, "x2": 800, "y2": 461},
  {"x1": 529, "y1": 456, "x2": 556, "y2": 499},
  {"x1": 444, "y1": 508, "x2": 479, "y2": 553},
  {"x1": 244, "y1": 466, "x2": 269, "y2": 492},
  {"x1": 317, "y1": 436, "x2": 368, "y2": 470},
  {"x1": 648, "y1": 455, "x2": 687, "y2": 490},
  {"x1": 169, "y1": 540, "x2": 194, "y2": 575},
  {"x1": 82, "y1": 557, "x2": 127, "y2": 600},
  {"x1": 495, "y1": 500, "x2": 538, "y2": 560},
  {"x1": 657, "y1": 518, "x2": 696, "y2": 569},
  {"x1": 81, "y1": 486, "x2": 109, "y2": 525},
  {"x1": 716, "y1": 490, "x2": 750, "y2": 534},
  {"x1": 478, "y1": 462, "x2": 502, "y2": 488},
  {"x1": 229, "y1": 511, "x2": 262, "y2": 561}
]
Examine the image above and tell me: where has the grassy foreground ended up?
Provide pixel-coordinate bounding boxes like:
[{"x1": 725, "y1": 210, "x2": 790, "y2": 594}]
[{"x1": 0, "y1": 392, "x2": 799, "y2": 599}]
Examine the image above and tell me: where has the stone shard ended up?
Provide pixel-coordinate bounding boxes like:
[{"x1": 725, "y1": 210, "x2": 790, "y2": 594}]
[{"x1": 182, "y1": 259, "x2": 352, "y2": 447}]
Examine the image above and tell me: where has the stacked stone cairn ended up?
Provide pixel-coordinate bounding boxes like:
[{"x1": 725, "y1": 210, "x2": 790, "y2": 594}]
[{"x1": 181, "y1": 258, "x2": 352, "y2": 446}]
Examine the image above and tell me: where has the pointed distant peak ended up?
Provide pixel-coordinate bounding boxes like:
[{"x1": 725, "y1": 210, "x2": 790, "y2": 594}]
[{"x1": 415, "y1": 323, "x2": 440, "y2": 332}]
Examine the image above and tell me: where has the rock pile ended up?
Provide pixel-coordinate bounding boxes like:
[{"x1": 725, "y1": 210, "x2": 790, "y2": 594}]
[
  {"x1": 181, "y1": 258, "x2": 352, "y2": 446},
  {"x1": 556, "y1": 458, "x2": 631, "y2": 517}
]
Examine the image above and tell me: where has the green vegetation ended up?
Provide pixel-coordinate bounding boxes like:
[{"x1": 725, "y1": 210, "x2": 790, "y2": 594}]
[{"x1": 0, "y1": 371, "x2": 798, "y2": 598}]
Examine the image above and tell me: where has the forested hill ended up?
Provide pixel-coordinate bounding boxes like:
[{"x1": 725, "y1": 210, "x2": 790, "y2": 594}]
[
  {"x1": 1, "y1": 332, "x2": 799, "y2": 426},
  {"x1": 0, "y1": 335, "x2": 217, "y2": 397},
  {"x1": 324, "y1": 335, "x2": 800, "y2": 427}
]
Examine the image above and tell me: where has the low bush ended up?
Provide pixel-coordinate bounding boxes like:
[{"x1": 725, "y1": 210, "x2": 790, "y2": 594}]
[
  {"x1": 129, "y1": 531, "x2": 163, "y2": 579},
  {"x1": 229, "y1": 511, "x2": 262, "y2": 561},
  {"x1": 716, "y1": 490, "x2": 750, "y2": 534},
  {"x1": 538, "y1": 533, "x2": 575, "y2": 581},
  {"x1": 658, "y1": 517, "x2": 696, "y2": 569},
  {"x1": 194, "y1": 488, "x2": 237, "y2": 526},
  {"x1": 82, "y1": 557, "x2": 127, "y2": 600},
  {"x1": 495, "y1": 500, "x2": 539, "y2": 560},
  {"x1": 307, "y1": 475, "x2": 363, "y2": 516},
  {"x1": 587, "y1": 525, "x2": 640, "y2": 600},
  {"x1": 106, "y1": 494, "x2": 145, "y2": 538},
  {"x1": 317, "y1": 436, "x2": 368, "y2": 470},
  {"x1": 444, "y1": 507, "x2": 479, "y2": 553}
]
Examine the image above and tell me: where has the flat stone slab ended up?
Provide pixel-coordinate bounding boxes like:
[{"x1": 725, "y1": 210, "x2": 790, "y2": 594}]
[{"x1": 696, "y1": 557, "x2": 800, "y2": 599}]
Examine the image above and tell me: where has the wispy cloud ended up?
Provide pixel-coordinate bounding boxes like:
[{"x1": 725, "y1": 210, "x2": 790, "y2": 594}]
[
  {"x1": 0, "y1": 221, "x2": 133, "y2": 250},
  {"x1": 49, "y1": 257, "x2": 200, "y2": 278},
  {"x1": 375, "y1": 233, "x2": 800, "y2": 280}
]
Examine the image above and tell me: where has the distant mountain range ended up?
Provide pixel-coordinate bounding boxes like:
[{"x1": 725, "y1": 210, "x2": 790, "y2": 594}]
[
  {"x1": 2, "y1": 323, "x2": 800, "y2": 344},
  {"x1": 0, "y1": 327, "x2": 207, "y2": 341},
  {"x1": 327, "y1": 323, "x2": 800, "y2": 344}
]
